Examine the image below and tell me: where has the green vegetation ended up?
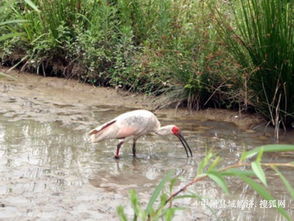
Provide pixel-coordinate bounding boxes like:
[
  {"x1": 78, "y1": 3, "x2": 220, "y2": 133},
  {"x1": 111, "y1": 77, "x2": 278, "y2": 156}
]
[
  {"x1": 0, "y1": 2, "x2": 293, "y2": 219},
  {"x1": 117, "y1": 144, "x2": 294, "y2": 220},
  {"x1": 0, "y1": 0, "x2": 293, "y2": 130},
  {"x1": 215, "y1": 0, "x2": 294, "y2": 131}
]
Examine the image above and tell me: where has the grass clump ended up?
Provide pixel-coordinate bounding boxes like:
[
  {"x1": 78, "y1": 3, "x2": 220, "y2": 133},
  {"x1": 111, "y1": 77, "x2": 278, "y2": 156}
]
[
  {"x1": 1, "y1": 0, "x2": 294, "y2": 131},
  {"x1": 215, "y1": 0, "x2": 294, "y2": 129},
  {"x1": 0, "y1": 0, "x2": 238, "y2": 106}
]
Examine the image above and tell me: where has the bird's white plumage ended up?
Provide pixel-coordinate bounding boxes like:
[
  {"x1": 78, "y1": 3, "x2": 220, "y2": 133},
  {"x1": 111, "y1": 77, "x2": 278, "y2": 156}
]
[
  {"x1": 89, "y1": 110, "x2": 160, "y2": 143},
  {"x1": 88, "y1": 109, "x2": 192, "y2": 158}
]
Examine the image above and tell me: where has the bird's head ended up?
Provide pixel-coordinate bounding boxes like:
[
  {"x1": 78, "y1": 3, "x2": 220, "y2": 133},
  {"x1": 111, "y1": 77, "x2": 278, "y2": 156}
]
[
  {"x1": 156, "y1": 125, "x2": 180, "y2": 136},
  {"x1": 156, "y1": 125, "x2": 192, "y2": 157},
  {"x1": 171, "y1": 125, "x2": 181, "y2": 135}
]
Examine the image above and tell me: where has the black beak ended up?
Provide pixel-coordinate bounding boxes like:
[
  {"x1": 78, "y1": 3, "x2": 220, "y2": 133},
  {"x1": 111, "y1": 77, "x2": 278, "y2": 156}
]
[{"x1": 176, "y1": 134, "x2": 193, "y2": 157}]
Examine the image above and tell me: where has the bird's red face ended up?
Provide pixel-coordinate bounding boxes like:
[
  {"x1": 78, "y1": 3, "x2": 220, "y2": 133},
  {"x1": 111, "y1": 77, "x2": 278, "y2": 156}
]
[
  {"x1": 171, "y1": 125, "x2": 192, "y2": 157},
  {"x1": 171, "y1": 126, "x2": 181, "y2": 135}
]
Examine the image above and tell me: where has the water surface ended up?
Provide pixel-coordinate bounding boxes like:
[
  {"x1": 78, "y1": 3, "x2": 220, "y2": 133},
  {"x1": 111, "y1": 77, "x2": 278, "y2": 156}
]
[
  {"x1": 0, "y1": 109, "x2": 293, "y2": 220},
  {"x1": 0, "y1": 72, "x2": 293, "y2": 220}
]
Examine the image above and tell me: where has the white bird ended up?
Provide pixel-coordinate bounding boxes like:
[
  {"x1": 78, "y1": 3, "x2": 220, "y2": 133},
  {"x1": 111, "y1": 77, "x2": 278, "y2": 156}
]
[{"x1": 88, "y1": 109, "x2": 192, "y2": 159}]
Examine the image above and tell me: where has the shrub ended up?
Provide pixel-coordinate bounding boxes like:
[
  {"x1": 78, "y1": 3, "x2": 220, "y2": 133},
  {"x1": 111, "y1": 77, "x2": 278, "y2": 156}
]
[{"x1": 0, "y1": 0, "x2": 243, "y2": 111}]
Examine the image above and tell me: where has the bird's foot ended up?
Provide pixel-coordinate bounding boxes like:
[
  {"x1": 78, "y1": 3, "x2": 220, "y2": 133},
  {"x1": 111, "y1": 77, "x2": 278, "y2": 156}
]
[{"x1": 114, "y1": 155, "x2": 120, "y2": 159}]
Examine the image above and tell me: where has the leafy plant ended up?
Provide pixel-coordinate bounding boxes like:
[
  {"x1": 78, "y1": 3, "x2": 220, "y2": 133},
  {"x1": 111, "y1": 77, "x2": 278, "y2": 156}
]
[
  {"x1": 117, "y1": 171, "x2": 178, "y2": 221},
  {"x1": 117, "y1": 144, "x2": 294, "y2": 220},
  {"x1": 0, "y1": 0, "x2": 239, "y2": 108}
]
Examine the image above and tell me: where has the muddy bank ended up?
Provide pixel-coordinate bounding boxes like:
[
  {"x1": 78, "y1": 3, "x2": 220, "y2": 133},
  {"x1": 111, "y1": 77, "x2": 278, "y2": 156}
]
[{"x1": 0, "y1": 67, "x2": 263, "y2": 131}]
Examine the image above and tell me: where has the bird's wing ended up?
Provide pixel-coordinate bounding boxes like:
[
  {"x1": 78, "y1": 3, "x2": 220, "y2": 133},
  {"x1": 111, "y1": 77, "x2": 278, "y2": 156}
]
[{"x1": 88, "y1": 120, "x2": 116, "y2": 135}]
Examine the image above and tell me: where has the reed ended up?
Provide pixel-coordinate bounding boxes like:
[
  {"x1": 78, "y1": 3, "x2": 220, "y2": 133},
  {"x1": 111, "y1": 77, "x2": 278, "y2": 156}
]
[{"x1": 216, "y1": 0, "x2": 294, "y2": 129}]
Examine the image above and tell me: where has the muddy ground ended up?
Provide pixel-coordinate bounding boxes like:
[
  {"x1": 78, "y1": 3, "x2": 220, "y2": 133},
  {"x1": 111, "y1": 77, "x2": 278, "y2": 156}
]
[{"x1": 0, "y1": 67, "x2": 264, "y2": 131}]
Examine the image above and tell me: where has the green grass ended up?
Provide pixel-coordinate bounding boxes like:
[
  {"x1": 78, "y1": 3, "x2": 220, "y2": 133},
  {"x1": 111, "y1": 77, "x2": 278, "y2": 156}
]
[
  {"x1": 215, "y1": 0, "x2": 294, "y2": 128},
  {"x1": 0, "y1": 0, "x2": 236, "y2": 97},
  {"x1": 1, "y1": 0, "x2": 293, "y2": 130}
]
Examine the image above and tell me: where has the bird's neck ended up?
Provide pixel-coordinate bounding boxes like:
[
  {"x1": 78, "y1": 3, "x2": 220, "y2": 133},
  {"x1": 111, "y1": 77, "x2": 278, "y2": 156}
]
[{"x1": 155, "y1": 125, "x2": 173, "y2": 136}]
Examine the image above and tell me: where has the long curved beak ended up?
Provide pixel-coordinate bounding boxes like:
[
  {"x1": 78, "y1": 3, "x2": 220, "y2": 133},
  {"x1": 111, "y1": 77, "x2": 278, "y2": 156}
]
[{"x1": 176, "y1": 134, "x2": 193, "y2": 157}]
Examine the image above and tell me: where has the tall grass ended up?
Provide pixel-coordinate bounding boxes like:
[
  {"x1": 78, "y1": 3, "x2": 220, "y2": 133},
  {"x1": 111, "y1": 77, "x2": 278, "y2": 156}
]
[
  {"x1": 118, "y1": 0, "x2": 239, "y2": 108},
  {"x1": 0, "y1": 0, "x2": 81, "y2": 75},
  {"x1": 0, "y1": 0, "x2": 246, "y2": 111},
  {"x1": 215, "y1": 0, "x2": 294, "y2": 129}
]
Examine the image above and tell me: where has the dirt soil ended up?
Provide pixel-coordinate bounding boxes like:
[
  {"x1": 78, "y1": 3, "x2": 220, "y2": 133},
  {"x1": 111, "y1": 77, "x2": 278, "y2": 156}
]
[{"x1": 0, "y1": 67, "x2": 264, "y2": 130}]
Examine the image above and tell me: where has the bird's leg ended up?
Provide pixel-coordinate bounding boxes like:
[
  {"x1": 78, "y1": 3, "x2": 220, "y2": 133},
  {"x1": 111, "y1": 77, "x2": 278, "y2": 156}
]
[
  {"x1": 132, "y1": 138, "x2": 137, "y2": 157},
  {"x1": 114, "y1": 140, "x2": 124, "y2": 159}
]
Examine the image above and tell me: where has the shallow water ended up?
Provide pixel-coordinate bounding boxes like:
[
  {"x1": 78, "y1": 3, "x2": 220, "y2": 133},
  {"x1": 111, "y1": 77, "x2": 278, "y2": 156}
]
[
  {"x1": 0, "y1": 108, "x2": 293, "y2": 221},
  {"x1": 0, "y1": 73, "x2": 293, "y2": 220}
]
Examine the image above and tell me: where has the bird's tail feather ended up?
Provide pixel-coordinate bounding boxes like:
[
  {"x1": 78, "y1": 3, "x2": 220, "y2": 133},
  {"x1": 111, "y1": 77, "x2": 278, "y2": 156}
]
[{"x1": 88, "y1": 120, "x2": 116, "y2": 142}]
